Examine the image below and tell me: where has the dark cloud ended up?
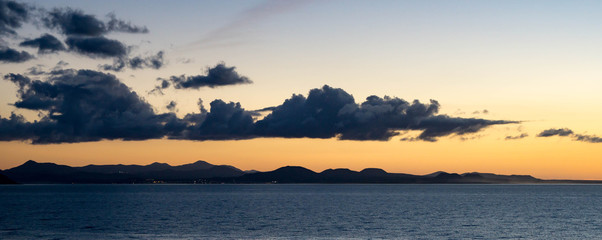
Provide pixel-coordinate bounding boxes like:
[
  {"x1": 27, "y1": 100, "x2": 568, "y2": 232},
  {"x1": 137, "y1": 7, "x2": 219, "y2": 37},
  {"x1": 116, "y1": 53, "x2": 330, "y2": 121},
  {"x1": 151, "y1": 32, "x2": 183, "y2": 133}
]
[
  {"x1": 175, "y1": 100, "x2": 255, "y2": 140},
  {"x1": 505, "y1": 133, "x2": 528, "y2": 140},
  {"x1": 106, "y1": 13, "x2": 148, "y2": 34},
  {"x1": 65, "y1": 36, "x2": 126, "y2": 58},
  {"x1": 537, "y1": 128, "x2": 574, "y2": 137},
  {"x1": 536, "y1": 128, "x2": 602, "y2": 143},
  {"x1": 100, "y1": 51, "x2": 165, "y2": 71},
  {"x1": 19, "y1": 34, "x2": 66, "y2": 53},
  {"x1": 255, "y1": 86, "x2": 354, "y2": 139},
  {"x1": 26, "y1": 65, "x2": 46, "y2": 75},
  {"x1": 0, "y1": 0, "x2": 29, "y2": 35},
  {"x1": 4, "y1": 72, "x2": 30, "y2": 90},
  {"x1": 157, "y1": 63, "x2": 252, "y2": 90},
  {"x1": 43, "y1": 8, "x2": 147, "y2": 36},
  {"x1": 0, "y1": 113, "x2": 40, "y2": 141},
  {"x1": 149, "y1": 79, "x2": 170, "y2": 95},
  {"x1": 0, "y1": 47, "x2": 33, "y2": 62},
  {"x1": 574, "y1": 134, "x2": 602, "y2": 143},
  {"x1": 44, "y1": 8, "x2": 104, "y2": 36},
  {"x1": 0, "y1": 79, "x2": 516, "y2": 143},
  {"x1": 129, "y1": 51, "x2": 163, "y2": 69},
  {"x1": 415, "y1": 116, "x2": 511, "y2": 142},
  {"x1": 255, "y1": 85, "x2": 516, "y2": 141},
  {"x1": 1, "y1": 70, "x2": 171, "y2": 143},
  {"x1": 166, "y1": 101, "x2": 177, "y2": 112}
]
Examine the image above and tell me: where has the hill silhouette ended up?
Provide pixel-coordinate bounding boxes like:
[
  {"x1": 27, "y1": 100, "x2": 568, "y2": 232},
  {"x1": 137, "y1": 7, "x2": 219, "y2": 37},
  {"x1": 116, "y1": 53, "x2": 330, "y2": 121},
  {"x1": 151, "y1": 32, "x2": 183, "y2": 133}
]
[
  {"x1": 3, "y1": 160, "x2": 244, "y2": 184},
  {"x1": 3, "y1": 160, "x2": 601, "y2": 184}
]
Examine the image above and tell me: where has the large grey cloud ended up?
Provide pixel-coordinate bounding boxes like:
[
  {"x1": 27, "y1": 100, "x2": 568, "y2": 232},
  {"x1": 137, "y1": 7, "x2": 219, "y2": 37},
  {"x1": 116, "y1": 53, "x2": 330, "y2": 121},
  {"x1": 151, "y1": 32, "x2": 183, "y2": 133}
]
[
  {"x1": 254, "y1": 86, "x2": 517, "y2": 141},
  {"x1": 1, "y1": 70, "x2": 170, "y2": 143},
  {"x1": 19, "y1": 34, "x2": 66, "y2": 53},
  {"x1": 65, "y1": 36, "x2": 126, "y2": 58},
  {"x1": 43, "y1": 8, "x2": 147, "y2": 36},
  {"x1": 0, "y1": 73, "x2": 516, "y2": 144},
  {"x1": 157, "y1": 63, "x2": 252, "y2": 90},
  {"x1": 175, "y1": 100, "x2": 255, "y2": 140},
  {"x1": 0, "y1": 47, "x2": 33, "y2": 62},
  {"x1": 0, "y1": 0, "x2": 29, "y2": 35},
  {"x1": 537, "y1": 128, "x2": 602, "y2": 143}
]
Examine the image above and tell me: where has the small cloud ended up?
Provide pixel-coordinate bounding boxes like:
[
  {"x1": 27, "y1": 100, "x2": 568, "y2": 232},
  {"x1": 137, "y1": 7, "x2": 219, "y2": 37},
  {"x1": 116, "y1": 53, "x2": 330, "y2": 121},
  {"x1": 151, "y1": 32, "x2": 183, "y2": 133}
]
[
  {"x1": 65, "y1": 36, "x2": 127, "y2": 58},
  {"x1": 472, "y1": 109, "x2": 489, "y2": 115},
  {"x1": 19, "y1": 34, "x2": 66, "y2": 53},
  {"x1": 100, "y1": 51, "x2": 165, "y2": 71},
  {"x1": 176, "y1": 58, "x2": 193, "y2": 64},
  {"x1": 51, "y1": 60, "x2": 69, "y2": 71},
  {"x1": 0, "y1": 47, "x2": 33, "y2": 63},
  {"x1": 537, "y1": 128, "x2": 573, "y2": 137},
  {"x1": 505, "y1": 133, "x2": 528, "y2": 140},
  {"x1": 166, "y1": 101, "x2": 177, "y2": 112},
  {"x1": 106, "y1": 13, "x2": 148, "y2": 34},
  {"x1": 26, "y1": 65, "x2": 46, "y2": 75},
  {"x1": 156, "y1": 62, "x2": 252, "y2": 90},
  {"x1": 536, "y1": 127, "x2": 602, "y2": 143},
  {"x1": 574, "y1": 134, "x2": 602, "y2": 143}
]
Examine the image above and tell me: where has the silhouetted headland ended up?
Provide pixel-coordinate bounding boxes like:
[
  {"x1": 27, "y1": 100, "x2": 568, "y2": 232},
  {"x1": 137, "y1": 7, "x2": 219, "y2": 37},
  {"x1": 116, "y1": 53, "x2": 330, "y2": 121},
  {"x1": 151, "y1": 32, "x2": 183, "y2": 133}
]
[
  {"x1": 0, "y1": 171, "x2": 17, "y2": 184},
  {"x1": 2, "y1": 160, "x2": 601, "y2": 184}
]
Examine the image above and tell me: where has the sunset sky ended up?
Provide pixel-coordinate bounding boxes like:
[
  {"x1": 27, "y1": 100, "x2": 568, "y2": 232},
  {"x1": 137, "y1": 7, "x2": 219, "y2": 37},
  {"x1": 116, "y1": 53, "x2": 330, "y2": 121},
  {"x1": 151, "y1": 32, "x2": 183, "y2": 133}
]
[{"x1": 1, "y1": 0, "x2": 601, "y2": 180}]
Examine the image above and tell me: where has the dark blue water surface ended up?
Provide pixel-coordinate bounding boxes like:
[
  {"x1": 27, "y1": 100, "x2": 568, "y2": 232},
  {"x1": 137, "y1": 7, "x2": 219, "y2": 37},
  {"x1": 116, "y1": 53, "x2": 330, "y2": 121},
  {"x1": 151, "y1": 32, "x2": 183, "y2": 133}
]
[{"x1": 1, "y1": 184, "x2": 601, "y2": 239}]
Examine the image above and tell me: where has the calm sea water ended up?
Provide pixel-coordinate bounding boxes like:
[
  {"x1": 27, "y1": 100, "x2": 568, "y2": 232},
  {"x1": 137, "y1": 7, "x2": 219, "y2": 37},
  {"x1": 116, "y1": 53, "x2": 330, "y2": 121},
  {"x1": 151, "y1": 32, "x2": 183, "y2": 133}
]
[{"x1": 1, "y1": 184, "x2": 601, "y2": 239}]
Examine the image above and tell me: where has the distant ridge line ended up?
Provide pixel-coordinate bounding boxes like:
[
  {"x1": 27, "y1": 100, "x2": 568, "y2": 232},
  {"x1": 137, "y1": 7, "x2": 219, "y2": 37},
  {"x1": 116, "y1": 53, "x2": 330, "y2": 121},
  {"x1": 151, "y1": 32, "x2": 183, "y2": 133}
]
[{"x1": 2, "y1": 160, "x2": 601, "y2": 184}]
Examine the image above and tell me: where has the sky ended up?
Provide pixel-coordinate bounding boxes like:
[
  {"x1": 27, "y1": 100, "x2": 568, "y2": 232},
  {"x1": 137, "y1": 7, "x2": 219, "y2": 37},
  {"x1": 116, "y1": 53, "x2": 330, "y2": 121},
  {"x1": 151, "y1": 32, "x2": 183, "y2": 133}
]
[{"x1": 0, "y1": 0, "x2": 601, "y2": 180}]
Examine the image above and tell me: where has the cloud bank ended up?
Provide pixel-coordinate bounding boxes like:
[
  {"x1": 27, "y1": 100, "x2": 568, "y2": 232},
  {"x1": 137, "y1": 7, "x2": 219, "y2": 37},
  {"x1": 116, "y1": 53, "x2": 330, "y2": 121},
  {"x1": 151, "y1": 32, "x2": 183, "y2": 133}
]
[{"x1": 1, "y1": 71, "x2": 516, "y2": 144}]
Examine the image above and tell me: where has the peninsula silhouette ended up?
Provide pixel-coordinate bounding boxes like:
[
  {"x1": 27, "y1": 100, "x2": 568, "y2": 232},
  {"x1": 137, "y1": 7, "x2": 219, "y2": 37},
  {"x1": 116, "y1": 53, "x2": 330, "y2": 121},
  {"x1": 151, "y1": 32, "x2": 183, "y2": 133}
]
[{"x1": 2, "y1": 160, "x2": 600, "y2": 184}]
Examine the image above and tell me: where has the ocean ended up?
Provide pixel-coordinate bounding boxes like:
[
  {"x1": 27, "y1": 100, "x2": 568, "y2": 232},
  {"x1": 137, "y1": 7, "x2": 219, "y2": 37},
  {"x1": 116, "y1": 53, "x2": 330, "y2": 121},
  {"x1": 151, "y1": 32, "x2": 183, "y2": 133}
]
[{"x1": 1, "y1": 184, "x2": 601, "y2": 239}]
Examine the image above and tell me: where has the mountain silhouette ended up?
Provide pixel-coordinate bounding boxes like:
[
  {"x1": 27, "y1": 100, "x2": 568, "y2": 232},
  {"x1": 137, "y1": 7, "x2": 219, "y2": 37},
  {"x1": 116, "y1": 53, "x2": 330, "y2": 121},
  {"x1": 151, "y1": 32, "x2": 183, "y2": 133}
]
[
  {"x1": 2, "y1": 160, "x2": 600, "y2": 184},
  {"x1": 3, "y1": 160, "x2": 244, "y2": 184},
  {"x1": 231, "y1": 167, "x2": 550, "y2": 184}
]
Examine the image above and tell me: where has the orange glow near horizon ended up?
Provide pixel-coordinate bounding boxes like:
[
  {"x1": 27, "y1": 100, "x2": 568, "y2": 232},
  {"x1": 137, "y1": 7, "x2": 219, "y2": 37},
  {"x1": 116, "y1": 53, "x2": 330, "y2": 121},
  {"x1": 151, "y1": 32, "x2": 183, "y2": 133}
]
[{"x1": 1, "y1": 131, "x2": 601, "y2": 180}]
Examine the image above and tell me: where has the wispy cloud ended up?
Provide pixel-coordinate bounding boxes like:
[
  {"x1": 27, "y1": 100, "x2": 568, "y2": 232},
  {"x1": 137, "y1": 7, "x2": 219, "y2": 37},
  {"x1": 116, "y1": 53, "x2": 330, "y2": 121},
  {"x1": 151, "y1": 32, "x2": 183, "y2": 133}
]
[
  {"x1": 537, "y1": 128, "x2": 602, "y2": 143},
  {"x1": 189, "y1": 0, "x2": 311, "y2": 49}
]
